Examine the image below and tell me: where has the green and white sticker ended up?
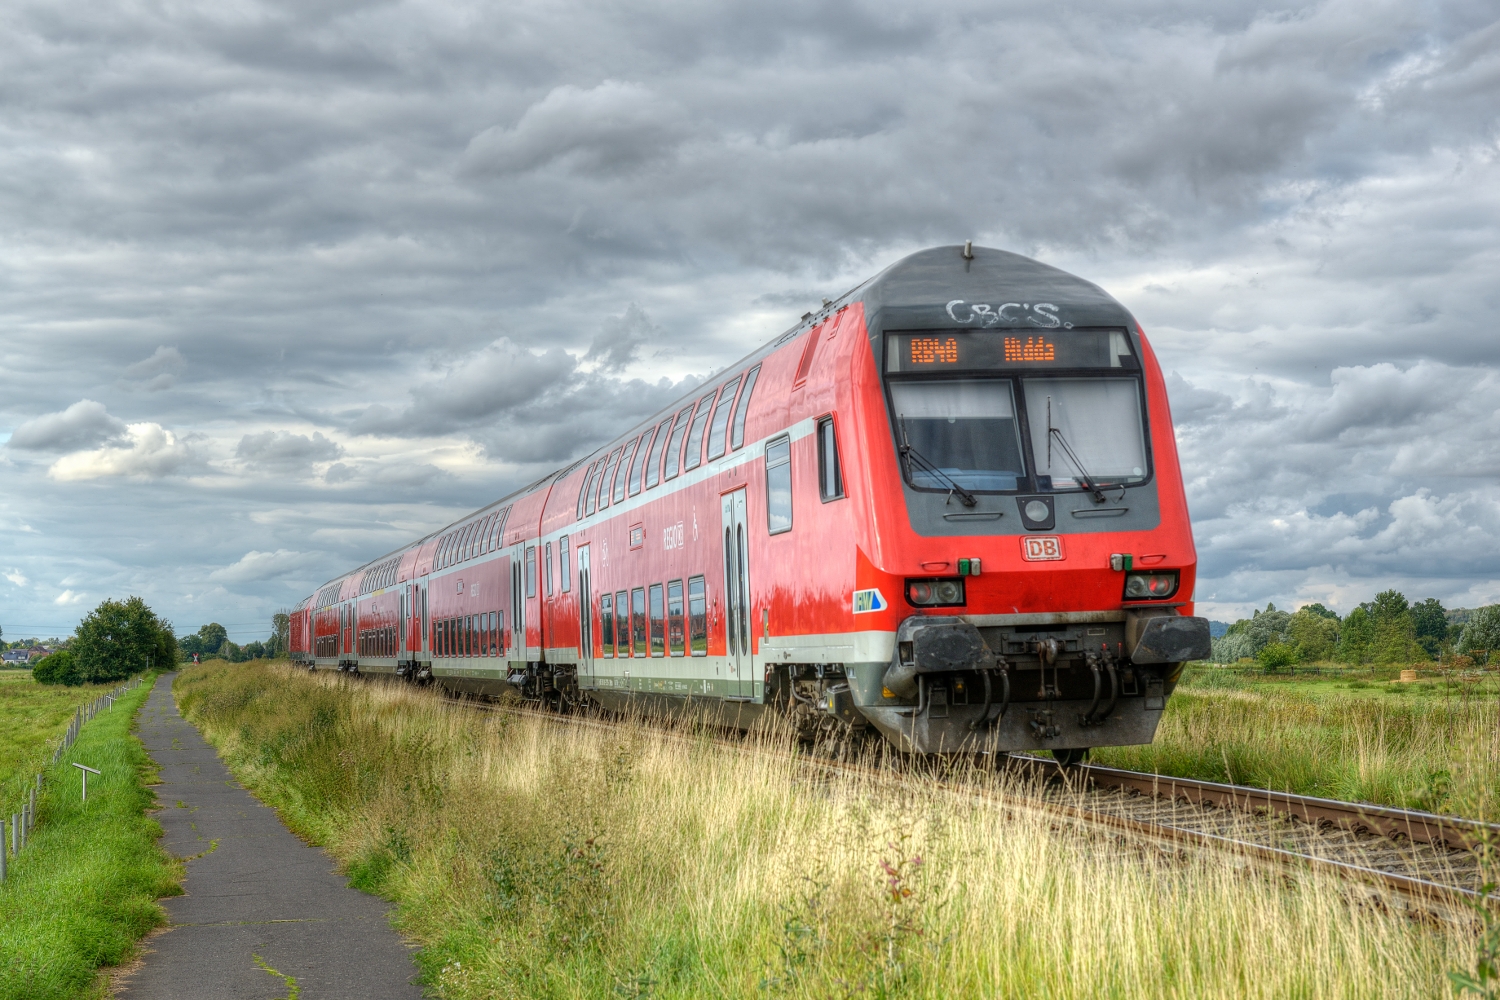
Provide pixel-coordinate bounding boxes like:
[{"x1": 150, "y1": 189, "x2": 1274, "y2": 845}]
[{"x1": 853, "y1": 588, "x2": 888, "y2": 614}]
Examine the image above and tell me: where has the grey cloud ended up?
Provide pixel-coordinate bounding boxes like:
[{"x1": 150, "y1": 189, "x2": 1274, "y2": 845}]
[
  {"x1": 586, "y1": 303, "x2": 661, "y2": 372},
  {"x1": 7, "y1": 400, "x2": 128, "y2": 451},
  {"x1": 236, "y1": 430, "x2": 343, "y2": 472},
  {"x1": 123, "y1": 346, "x2": 184, "y2": 391},
  {"x1": 464, "y1": 81, "x2": 689, "y2": 177}
]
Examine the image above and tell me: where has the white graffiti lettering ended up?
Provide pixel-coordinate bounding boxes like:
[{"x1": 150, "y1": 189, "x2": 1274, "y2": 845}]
[{"x1": 943, "y1": 300, "x2": 1072, "y2": 329}]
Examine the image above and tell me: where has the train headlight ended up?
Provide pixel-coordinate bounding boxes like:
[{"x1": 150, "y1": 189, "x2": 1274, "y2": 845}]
[
  {"x1": 907, "y1": 578, "x2": 966, "y2": 607},
  {"x1": 1123, "y1": 571, "x2": 1178, "y2": 600}
]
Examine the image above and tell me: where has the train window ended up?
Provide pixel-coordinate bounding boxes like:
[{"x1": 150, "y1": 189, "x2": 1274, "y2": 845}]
[
  {"x1": 817, "y1": 416, "x2": 844, "y2": 501},
  {"x1": 888, "y1": 380, "x2": 1026, "y2": 492},
  {"x1": 559, "y1": 536, "x2": 571, "y2": 593},
  {"x1": 525, "y1": 546, "x2": 537, "y2": 598},
  {"x1": 643, "y1": 417, "x2": 673, "y2": 489},
  {"x1": 1022, "y1": 378, "x2": 1148, "y2": 490},
  {"x1": 585, "y1": 464, "x2": 603, "y2": 516},
  {"x1": 461, "y1": 522, "x2": 476, "y2": 561},
  {"x1": 614, "y1": 590, "x2": 629, "y2": 656},
  {"x1": 597, "y1": 447, "x2": 623, "y2": 510},
  {"x1": 600, "y1": 594, "x2": 614, "y2": 658},
  {"x1": 688, "y1": 576, "x2": 707, "y2": 655},
  {"x1": 667, "y1": 580, "x2": 684, "y2": 656},
  {"x1": 662, "y1": 404, "x2": 696, "y2": 481},
  {"x1": 631, "y1": 588, "x2": 647, "y2": 657},
  {"x1": 492, "y1": 611, "x2": 501, "y2": 655},
  {"x1": 706, "y1": 375, "x2": 743, "y2": 461},
  {"x1": 493, "y1": 507, "x2": 509, "y2": 548},
  {"x1": 730, "y1": 366, "x2": 760, "y2": 450},
  {"x1": 682, "y1": 392, "x2": 717, "y2": 472},
  {"x1": 577, "y1": 461, "x2": 597, "y2": 519},
  {"x1": 628, "y1": 429, "x2": 654, "y2": 496},
  {"x1": 649, "y1": 584, "x2": 665, "y2": 656},
  {"x1": 544, "y1": 542, "x2": 554, "y2": 596},
  {"x1": 436, "y1": 619, "x2": 444, "y2": 657},
  {"x1": 614, "y1": 437, "x2": 639, "y2": 504},
  {"x1": 765, "y1": 436, "x2": 793, "y2": 534}
]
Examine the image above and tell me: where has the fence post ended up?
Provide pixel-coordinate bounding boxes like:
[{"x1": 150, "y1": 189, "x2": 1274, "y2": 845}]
[{"x1": 10, "y1": 814, "x2": 16, "y2": 856}]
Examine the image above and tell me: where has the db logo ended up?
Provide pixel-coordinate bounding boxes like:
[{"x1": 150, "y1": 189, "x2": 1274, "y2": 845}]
[{"x1": 1022, "y1": 536, "x2": 1065, "y2": 561}]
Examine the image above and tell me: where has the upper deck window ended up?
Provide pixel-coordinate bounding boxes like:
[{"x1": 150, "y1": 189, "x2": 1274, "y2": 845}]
[
  {"x1": 628, "y1": 428, "x2": 655, "y2": 495},
  {"x1": 643, "y1": 417, "x2": 673, "y2": 489},
  {"x1": 615, "y1": 436, "x2": 640, "y2": 504},
  {"x1": 682, "y1": 392, "x2": 716, "y2": 472},
  {"x1": 662, "y1": 405, "x2": 696, "y2": 481},
  {"x1": 706, "y1": 375, "x2": 743, "y2": 461},
  {"x1": 888, "y1": 381, "x2": 1026, "y2": 492},
  {"x1": 730, "y1": 366, "x2": 760, "y2": 450}
]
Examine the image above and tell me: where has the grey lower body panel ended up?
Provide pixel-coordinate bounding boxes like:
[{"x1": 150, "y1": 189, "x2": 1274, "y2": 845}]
[{"x1": 861, "y1": 696, "x2": 1164, "y2": 755}]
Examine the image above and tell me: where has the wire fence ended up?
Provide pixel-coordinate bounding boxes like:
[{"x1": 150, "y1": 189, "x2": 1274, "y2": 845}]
[{"x1": 0, "y1": 675, "x2": 146, "y2": 884}]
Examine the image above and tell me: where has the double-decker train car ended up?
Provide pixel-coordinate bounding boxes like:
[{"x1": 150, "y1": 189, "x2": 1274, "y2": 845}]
[{"x1": 291, "y1": 245, "x2": 1211, "y2": 759}]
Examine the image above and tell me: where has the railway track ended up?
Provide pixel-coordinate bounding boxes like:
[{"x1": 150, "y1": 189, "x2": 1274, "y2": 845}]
[{"x1": 434, "y1": 689, "x2": 1498, "y2": 919}]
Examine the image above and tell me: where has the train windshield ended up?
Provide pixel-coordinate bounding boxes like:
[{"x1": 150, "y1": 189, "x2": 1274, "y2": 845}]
[
  {"x1": 887, "y1": 381, "x2": 1026, "y2": 491},
  {"x1": 1024, "y1": 377, "x2": 1147, "y2": 488}
]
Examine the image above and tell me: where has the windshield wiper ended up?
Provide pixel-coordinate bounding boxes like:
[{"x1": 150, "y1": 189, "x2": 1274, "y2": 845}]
[
  {"x1": 899, "y1": 420, "x2": 978, "y2": 507},
  {"x1": 1045, "y1": 396, "x2": 1117, "y2": 504}
]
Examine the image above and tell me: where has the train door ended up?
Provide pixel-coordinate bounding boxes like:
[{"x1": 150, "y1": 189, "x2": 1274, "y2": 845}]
[
  {"x1": 399, "y1": 587, "x2": 408, "y2": 658},
  {"x1": 510, "y1": 544, "x2": 527, "y2": 666},
  {"x1": 721, "y1": 489, "x2": 752, "y2": 697},
  {"x1": 577, "y1": 545, "x2": 592, "y2": 684}
]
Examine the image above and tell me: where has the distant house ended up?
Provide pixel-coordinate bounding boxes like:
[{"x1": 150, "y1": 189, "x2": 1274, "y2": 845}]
[{"x1": 1, "y1": 650, "x2": 32, "y2": 664}]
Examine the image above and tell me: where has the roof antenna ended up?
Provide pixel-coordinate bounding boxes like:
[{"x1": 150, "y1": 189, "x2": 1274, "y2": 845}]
[{"x1": 962, "y1": 240, "x2": 974, "y2": 260}]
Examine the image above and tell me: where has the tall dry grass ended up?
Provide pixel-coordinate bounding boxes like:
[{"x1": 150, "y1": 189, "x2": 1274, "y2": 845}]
[
  {"x1": 1093, "y1": 670, "x2": 1500, "y2": 821},
  {"x1": 175, "y1": 662, "x2": 1475, "y2": 999}
]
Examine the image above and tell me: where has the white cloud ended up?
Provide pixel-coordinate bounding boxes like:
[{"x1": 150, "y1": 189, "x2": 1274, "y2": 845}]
[
  {"x1": 4, "y1": 570, "x2": 27, "y2": 587},
  {"x1": 48, "y1": 423, "x2": 195, "y2": 481},
  {"x1": 53, "y1": 589, "x2": 84, "y2": 606}
]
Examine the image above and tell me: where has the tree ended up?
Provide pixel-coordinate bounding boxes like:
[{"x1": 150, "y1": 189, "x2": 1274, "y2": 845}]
[
  {"x1": 1286, "y1": 609, "x2": 1338, "y2": 662},
  {"x1": 270, "y1": 613, "x2": 290, "y2": 658},
  {"x1": 1299, "y1": 603, "x2": 1339, "y2": 621},
  {"x1": 1257, "y1": 642, "x2": 1298, "y2": 671},
  {"x1": 1411, "y1": 598, "x2": 1450, "y2": 657},
  {"x1": 1458, "y1": 606, "x2": 1500, "y2": 662},
  {"x1": 1336, "y1": 607, "x2": 1374, "y2": 664},
  {"x1": 71, "y1": 597, "x2": 178, "y2": 683},
  {"x1": 33, "y1": 649, "x2": 81, "y2": 686},
  {"x1": 1364, "y1": 589, "x2": 1425, "y2": 664}
]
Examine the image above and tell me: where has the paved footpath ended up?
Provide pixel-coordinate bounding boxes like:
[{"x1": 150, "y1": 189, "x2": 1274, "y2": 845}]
[{"x1": 119, "y1": 673, "x2": 424, "y2": 1000}]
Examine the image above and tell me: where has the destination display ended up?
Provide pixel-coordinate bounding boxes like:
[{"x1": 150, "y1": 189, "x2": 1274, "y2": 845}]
[{"x1": 885, "y1": 329, "x2": 1137, "y2": 372}]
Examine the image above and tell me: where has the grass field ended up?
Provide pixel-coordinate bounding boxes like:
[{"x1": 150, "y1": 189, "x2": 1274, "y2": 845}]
[
  {"x1": 0, "y1": 671, "x2": 123, "y2": 816},
  {"x1": 1092, "y1": 664, "x2": 1500, "y2": 822},
  {"x1": 0, "y1": 676, "x2": 180, "y2": 1000},
  {"x1": 176, "y1": 661, "x2": 1486, "y2": 1000}
]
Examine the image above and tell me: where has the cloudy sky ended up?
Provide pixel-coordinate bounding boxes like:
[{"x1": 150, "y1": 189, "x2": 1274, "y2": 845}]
[{"x1": 1, "y1": 0, "x2": 1497, "y2": 641}]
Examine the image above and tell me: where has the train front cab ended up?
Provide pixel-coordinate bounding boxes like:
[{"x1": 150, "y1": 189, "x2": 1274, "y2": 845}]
[{"x1": 833, "y1": 248, "x2": 1211, "y2": 755}]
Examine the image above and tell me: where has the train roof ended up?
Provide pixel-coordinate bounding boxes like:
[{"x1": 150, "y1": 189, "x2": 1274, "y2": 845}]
[{"x1": 305, "y1": 245, "x2": 1136, "y2": 598}]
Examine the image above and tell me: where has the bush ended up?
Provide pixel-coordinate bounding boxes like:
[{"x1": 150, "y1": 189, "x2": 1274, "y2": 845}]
[
  {"x1": 31, "y1": 650, "x2": 81, "y2": 686},
  {"x1": 71, "y1": 597, "x2": 177, "y2": 683},
  {"x1": 1257, "y1": 642, "x2": 1298, "y2": 672}
]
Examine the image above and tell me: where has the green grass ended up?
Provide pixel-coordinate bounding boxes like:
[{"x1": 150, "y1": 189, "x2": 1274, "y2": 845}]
[
  {"x1": 176, "y1": 661, "x2": 1470, "y2": 1000},
  {"x1": 0, "y1": 672, "x2": 126, "y2": 814},
  {"x1": 1091, "y1": 663, "x2": 1500, "y2": 820},
  {"x1": 0, "y1": 677, "x2": 181, "y2": 1000}
]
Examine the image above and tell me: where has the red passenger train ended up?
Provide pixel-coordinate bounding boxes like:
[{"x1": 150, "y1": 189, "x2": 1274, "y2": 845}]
[{"x1": 290, "y1": 245, "x2": 1210, "y2": 759}]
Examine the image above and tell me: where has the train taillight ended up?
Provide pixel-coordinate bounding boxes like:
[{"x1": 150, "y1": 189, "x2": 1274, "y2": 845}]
[
  {"x1": 906, "y1": 578, "x2": 965, "y2": 607},
  {"x1": 1123, "y1": 571, "x2": 1178, "y2": 600}
]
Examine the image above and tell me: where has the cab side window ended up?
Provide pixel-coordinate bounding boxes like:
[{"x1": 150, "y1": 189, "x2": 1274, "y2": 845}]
[{"x1": 817, "y1": 416, "x2": 844, "y2": 501}]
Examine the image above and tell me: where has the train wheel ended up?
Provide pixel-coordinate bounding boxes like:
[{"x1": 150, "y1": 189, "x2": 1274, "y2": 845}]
[{"x1": 1052, "y1": 747, "x2": 1090, "y2": 767}]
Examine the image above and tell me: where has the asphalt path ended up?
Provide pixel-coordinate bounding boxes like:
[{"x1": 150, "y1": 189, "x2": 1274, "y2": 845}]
[{"x1": 119, "y1": 673, "x2": 424, "y2": 999}]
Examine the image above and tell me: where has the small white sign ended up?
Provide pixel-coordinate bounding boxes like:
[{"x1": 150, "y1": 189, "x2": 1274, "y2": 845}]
[{"x1": 1022, "y1": 536, "x2": 1065, "y2": 561}]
